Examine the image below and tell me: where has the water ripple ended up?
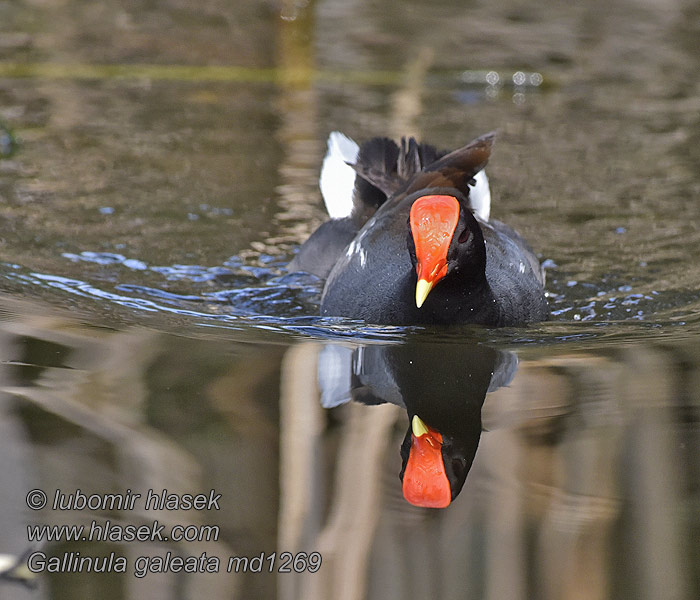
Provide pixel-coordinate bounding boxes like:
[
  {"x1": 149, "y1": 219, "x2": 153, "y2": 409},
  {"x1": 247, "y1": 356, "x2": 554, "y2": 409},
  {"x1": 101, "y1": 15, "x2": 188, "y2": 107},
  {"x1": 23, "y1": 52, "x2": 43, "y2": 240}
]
[{"x1": 4, "y1": 254, "x2": 700, "y2": 347}]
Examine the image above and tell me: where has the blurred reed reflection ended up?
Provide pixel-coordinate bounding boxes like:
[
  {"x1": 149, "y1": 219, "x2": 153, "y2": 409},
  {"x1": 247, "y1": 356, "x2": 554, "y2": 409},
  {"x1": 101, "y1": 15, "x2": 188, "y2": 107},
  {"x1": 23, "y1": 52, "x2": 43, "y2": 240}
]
[{"x1": 0, "y1": 296, "x2": 697, "y2": 600}]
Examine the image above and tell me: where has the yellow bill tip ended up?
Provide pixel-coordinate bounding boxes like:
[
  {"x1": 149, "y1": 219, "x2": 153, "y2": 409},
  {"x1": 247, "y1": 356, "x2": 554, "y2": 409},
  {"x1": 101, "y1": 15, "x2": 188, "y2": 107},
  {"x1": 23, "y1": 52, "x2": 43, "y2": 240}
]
[
  {"x1": 412, "y1": 415, "x2": 429, "y2": 437},
  {"x1": 415, "y1": 278, "x2": 433, "y2": 308}
]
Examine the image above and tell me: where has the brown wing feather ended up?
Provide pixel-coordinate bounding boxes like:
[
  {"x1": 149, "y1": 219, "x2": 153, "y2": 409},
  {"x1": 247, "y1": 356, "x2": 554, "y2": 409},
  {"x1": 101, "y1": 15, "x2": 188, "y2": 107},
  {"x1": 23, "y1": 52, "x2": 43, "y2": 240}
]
[
  {"x1": 349, "y1": 136, "x2": 448, "y2": 197},
  {"x1": 404, "y1": 131, "x2": 496, "y2": 196},
  {"x1": 350, "y1": 131, "x2": 495, "y2": 202}
]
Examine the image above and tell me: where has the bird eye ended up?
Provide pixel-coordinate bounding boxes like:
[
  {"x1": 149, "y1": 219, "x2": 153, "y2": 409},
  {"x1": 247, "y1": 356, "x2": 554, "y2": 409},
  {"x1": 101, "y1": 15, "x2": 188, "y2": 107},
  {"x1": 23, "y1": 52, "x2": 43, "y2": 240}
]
[
  {"x1": 452, "y1": 457, "x2": 467, "y2": 475},
  {"x1": 458, "y1": 228, "x2": 471, "y2": 243}
]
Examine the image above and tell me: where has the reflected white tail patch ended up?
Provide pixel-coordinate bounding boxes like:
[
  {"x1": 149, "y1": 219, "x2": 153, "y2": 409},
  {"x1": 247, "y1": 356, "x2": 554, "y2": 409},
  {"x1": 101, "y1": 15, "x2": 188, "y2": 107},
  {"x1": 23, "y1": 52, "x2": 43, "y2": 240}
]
[
  {"x1": 319, "y1": 132, "x2": 360, "y2": 219},
  {"x1": 469, "y1": 170, "x2": 491, "y2": 221}
]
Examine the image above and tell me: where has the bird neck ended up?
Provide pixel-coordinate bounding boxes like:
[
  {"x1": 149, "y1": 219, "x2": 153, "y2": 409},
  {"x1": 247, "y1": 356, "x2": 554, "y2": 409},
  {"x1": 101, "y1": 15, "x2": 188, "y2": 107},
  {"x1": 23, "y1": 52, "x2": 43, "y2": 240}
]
[{"x1": 440, "y1": 272, "x2": 503, "y2": 324}]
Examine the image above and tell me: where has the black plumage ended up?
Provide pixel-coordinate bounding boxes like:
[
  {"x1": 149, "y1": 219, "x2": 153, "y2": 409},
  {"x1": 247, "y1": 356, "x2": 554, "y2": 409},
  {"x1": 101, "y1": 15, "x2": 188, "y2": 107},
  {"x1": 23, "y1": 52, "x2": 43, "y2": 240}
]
[{"x1": 291, "y1": 132, "x2": 549, "y2": 326}]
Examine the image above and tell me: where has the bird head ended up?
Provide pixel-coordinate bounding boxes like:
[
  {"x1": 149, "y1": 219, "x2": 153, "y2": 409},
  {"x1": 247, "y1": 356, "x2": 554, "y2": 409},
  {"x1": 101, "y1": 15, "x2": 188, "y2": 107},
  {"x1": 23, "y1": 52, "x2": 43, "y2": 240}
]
[{"x1": 407, "y1": 192, "x2": 486, "y2": 308}]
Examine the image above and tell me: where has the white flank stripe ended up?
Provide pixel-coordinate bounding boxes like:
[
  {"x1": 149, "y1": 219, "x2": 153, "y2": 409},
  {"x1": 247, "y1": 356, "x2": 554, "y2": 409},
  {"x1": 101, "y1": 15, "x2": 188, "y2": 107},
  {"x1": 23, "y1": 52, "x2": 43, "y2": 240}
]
[{"x1": 319, "y1": 131, "x2": 360, "y2": 219}]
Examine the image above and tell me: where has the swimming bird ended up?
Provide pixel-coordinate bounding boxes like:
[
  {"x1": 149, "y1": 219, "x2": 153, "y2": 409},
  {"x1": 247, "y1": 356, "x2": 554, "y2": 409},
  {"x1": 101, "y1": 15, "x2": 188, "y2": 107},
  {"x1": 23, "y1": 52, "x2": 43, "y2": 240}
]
[{"x1": 289, "y1": 131, "x2": 548, "y2": 326}]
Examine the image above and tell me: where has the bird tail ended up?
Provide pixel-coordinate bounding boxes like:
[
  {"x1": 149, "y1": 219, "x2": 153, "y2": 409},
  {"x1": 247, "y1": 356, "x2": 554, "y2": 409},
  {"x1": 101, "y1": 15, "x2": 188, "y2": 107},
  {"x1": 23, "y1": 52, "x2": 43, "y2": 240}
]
[
  {"x1": 319, "y1": 131, "x2": 360, "y2": 219},
  {"x1": 320, "y1": 131, "x2": 493, "y2": 222}
]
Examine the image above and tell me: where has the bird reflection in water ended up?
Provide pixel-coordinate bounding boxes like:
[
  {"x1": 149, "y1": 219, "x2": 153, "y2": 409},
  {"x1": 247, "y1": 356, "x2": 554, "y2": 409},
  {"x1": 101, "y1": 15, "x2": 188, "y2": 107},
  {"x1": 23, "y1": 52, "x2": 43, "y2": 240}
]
[{"x1": 317, "y1": 338, "x2": 518, "y2": 508}]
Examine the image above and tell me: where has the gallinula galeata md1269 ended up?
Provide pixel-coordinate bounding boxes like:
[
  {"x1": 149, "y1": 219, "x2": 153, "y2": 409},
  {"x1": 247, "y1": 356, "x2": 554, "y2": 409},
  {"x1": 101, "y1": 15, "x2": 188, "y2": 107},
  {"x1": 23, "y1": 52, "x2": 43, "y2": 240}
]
[{"x1": 289, "y1": 131, "x2": 548, "y2": 326}]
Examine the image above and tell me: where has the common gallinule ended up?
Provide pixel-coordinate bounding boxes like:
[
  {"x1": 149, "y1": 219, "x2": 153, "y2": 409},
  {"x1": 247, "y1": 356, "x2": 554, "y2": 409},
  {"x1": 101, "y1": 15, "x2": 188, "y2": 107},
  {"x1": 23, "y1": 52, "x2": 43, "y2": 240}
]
[
  {"x1": 290, "y1": 131, "x2": 548, "y2": 326},
  {"x1": 318, "y1": 339, "x2": 518, "y2": 508}
]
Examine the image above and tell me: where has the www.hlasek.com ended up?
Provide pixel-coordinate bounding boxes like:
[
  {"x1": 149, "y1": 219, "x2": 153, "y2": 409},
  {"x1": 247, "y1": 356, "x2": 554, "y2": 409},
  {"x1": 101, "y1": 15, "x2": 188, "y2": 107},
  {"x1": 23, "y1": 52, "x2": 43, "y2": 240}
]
[{"x1": 23, "y1": 488, "x2": 322, "y2": 578}]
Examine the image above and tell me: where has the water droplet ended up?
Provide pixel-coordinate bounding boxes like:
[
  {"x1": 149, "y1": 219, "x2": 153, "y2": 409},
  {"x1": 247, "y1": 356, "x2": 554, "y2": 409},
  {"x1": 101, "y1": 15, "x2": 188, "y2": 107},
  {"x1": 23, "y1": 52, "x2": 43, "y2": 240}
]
[
  {"x1": 512, "y1": 71, "x2": 526, "y2": 86},
  {"x1": 529, "y1": 72, "x2": 543, "y2": 86}
]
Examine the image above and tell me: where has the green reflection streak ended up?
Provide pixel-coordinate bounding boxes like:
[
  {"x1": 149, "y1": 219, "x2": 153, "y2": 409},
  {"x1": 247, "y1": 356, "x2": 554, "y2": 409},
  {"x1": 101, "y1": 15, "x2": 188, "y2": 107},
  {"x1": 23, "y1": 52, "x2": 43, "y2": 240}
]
[{"x1": 0, "y1": 61, "x2": 406, "y2": 86}]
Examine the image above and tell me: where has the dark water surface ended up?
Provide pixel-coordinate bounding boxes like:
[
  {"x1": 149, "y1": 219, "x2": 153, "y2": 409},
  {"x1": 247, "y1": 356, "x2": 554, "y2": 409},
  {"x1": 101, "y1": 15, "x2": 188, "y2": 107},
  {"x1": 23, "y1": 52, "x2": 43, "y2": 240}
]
[{"x1": 1, "y1": 0, "x2": 699, "y2": 599}]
